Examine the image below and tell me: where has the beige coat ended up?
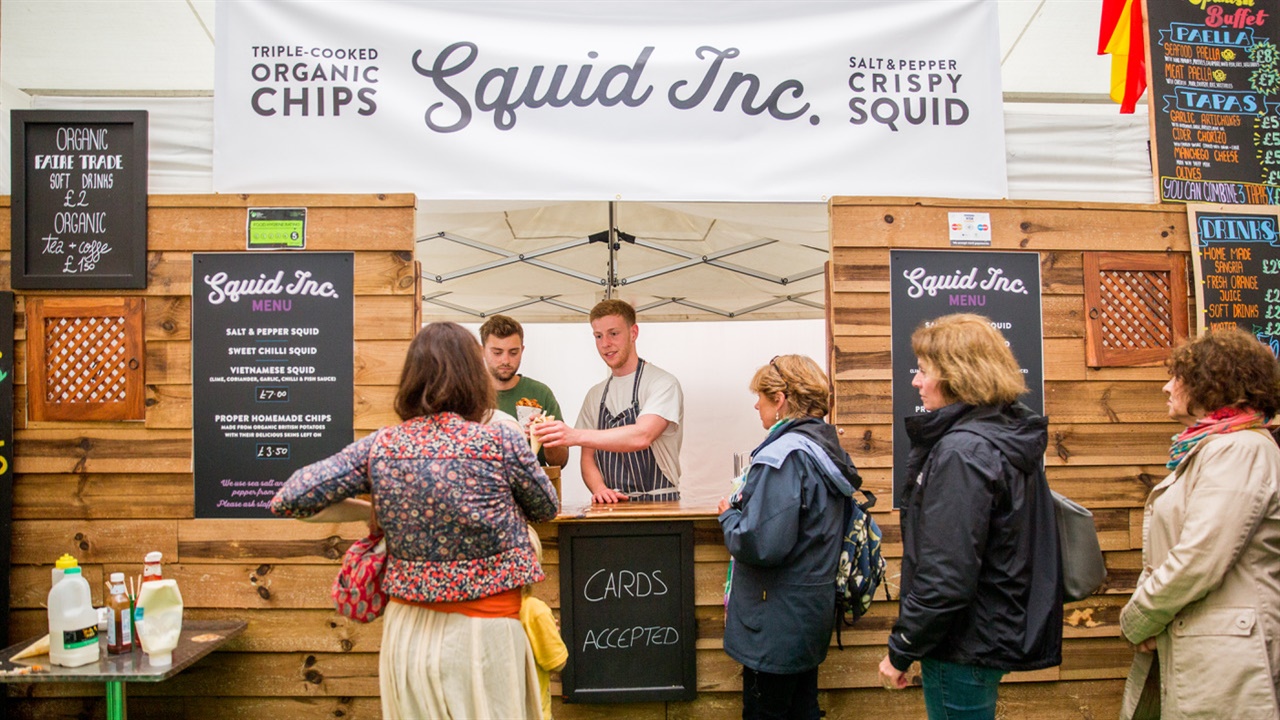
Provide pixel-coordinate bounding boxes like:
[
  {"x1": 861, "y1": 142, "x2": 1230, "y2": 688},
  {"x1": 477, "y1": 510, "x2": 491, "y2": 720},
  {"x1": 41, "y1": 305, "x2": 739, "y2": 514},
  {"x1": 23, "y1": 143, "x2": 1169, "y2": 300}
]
[{"x1": 1120, "y1": 428, "x2": 1280, "y2": 720}]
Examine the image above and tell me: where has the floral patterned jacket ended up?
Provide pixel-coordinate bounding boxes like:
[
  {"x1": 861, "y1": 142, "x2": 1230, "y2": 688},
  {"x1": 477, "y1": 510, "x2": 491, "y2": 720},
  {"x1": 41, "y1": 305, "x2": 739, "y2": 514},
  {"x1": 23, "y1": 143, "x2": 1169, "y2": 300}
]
[{"x1": 270, "y1": 412, "x2": 559, "y2": 602}]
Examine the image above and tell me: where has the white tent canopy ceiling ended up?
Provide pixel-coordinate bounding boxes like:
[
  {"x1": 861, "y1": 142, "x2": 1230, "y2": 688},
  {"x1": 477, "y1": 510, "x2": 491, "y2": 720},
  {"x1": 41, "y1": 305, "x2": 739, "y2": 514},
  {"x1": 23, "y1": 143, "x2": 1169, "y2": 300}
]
[
  {"x1": 1, "y1": 0, "x2": 1154, "y2": 322},
  {"x1": 416, "y1": 201, "x2": 830, "y2": 321}
]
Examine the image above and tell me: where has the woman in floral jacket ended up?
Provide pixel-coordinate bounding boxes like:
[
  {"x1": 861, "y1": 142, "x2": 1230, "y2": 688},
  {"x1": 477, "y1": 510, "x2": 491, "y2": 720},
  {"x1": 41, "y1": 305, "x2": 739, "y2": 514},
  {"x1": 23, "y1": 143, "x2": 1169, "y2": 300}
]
[{"x1": 271, "y1": 322, "x2": 559, "y2": 719}]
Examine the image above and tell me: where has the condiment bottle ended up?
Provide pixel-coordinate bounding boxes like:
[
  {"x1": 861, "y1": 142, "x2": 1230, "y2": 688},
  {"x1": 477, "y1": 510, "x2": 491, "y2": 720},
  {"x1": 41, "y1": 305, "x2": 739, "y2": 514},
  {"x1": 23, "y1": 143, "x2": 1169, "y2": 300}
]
[
  {"x1": 135, "y1": 551, "x2": 163, "y2": 651},
  {"x1": 106, "y1": 572, "x2": 133, "y2": 654},
  {"x1": 47, "y1": 566, "x2": 100, "y2": 667},
  {"x1": 51, "y1": 553, "x2": 78, "y2": 588},
  {"x1": 135, "y1": 579, "x2": 183, "y2": 667},
  {"x1": 142, "y1": 551, "x2": 163, "y2": 583}
]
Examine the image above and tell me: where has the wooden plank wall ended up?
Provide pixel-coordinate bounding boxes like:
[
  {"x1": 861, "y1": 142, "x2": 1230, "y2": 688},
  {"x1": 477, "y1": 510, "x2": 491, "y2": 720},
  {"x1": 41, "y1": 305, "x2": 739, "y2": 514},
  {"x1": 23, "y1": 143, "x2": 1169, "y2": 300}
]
[
  {"x1": 532, "y1": 520, "x2": 1129, "y2": 720},
  {"x1": 534, "y1": 197, "x2": 1179, "y2": 720},
  {"x1": 0, "y1": 194, "x2": 1177, "y2": 718},
  {"x1": 823, "y1": 196, "x2": 1190, "y2": 719},
  {"x1": 1, "y1": 194, "x2": 418, "y2": 719}
]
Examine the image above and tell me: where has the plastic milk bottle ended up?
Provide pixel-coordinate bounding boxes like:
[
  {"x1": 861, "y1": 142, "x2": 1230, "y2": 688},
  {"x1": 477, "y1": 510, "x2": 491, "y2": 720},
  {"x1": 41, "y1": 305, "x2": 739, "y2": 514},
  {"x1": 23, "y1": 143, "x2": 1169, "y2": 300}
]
[{"x1": 47, "y1": 566, "x2": 100, "y2": 667}]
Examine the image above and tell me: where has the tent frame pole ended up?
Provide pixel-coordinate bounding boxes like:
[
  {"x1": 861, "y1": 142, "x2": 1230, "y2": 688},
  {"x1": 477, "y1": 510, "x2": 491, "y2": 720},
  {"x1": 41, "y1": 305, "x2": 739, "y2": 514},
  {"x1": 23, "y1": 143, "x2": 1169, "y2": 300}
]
[{"x1": 606, "y1": 201, "x2": 618, "y2": 299}]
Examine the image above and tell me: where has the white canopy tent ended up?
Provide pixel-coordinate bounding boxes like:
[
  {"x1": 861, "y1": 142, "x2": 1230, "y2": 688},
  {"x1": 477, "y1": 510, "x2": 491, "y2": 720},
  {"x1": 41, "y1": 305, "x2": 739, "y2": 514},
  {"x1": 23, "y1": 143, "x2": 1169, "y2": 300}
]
[
  {"x1": 1, "y1": 1, "x2": 1154, "y2": 321},
  {"x1": 0, "y1": 0, "x2": 1158, "y2": 500}
]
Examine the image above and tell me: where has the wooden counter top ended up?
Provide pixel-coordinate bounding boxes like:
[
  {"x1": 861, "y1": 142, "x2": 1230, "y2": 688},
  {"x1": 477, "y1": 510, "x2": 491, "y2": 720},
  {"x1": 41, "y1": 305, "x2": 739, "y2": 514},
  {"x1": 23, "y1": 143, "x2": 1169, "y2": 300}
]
[{"x1": 554, "y1": 498, "x2": 722, "y2": 522}]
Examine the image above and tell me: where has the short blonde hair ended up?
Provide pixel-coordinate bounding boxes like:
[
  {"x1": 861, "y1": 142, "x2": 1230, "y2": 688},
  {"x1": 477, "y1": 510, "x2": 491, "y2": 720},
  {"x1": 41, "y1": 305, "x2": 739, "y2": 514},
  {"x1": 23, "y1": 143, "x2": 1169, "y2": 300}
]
[
  {"x1": 749, "y1": 354, "x2": 831, "y2": 419},
  {"x1": 527, "y1": 525, "x2": 544, "y2": 562},
  {"x1": 524, "y1": 525, "x2": 544, "y2": 597},
  {"x1": 589, "y1": 299, "x2": 636, "y2": 327},
  {"x1": 911, "y1": 314, "x2": 1027, "y2": 406}
]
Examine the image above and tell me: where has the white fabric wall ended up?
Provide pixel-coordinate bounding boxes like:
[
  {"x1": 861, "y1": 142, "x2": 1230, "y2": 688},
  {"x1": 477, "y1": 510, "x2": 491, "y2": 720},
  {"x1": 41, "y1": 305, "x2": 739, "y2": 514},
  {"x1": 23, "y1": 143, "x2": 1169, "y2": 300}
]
[
  {"x1": 0, "y1": 96, "x2": 1155, "y2": 203},
  {"x1": 466, "y1": 319, "x2": 828, "y2": 508}
]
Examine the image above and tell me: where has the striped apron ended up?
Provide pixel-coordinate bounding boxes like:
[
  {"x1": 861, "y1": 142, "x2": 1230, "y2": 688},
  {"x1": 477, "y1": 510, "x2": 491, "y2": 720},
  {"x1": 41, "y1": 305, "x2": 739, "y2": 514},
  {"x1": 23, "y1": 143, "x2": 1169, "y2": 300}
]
[{"x1": 595, "y1": 359, "x2": 679, "y2": 502}]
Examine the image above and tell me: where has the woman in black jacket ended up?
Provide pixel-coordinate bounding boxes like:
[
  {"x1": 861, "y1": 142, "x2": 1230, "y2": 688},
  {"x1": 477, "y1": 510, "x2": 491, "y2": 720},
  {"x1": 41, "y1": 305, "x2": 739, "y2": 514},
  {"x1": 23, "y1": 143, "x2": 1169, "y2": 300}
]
[
  {"x1": 878, "y1": 314, "x2": 1062, "y2": 720},
  {"x1": 718, "y1": 354, "x2": 859, "y2": 720}
]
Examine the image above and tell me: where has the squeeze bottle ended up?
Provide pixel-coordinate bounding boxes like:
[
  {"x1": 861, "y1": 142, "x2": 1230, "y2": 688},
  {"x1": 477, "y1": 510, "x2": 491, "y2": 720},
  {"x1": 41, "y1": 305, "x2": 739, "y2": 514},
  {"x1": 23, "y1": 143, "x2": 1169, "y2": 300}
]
[
  {"x1": 135, "y1": 579, "x2": 183, "y2": 666},
  {"x1": 47, "y1": 566, "x2": 100, "y2": 667},
  {"x1": 135, "y1": 551, "x2": 162, "y2": 650},
  {"x1": 142, "y1": 551, "x2": 163, "y2": 583}
]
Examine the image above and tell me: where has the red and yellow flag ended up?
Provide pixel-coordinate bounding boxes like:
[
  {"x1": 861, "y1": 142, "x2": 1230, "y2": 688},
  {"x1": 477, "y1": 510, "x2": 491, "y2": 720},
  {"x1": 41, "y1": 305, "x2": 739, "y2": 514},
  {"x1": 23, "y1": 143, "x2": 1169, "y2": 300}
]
[{"x1": 1099, "y1": 0, "x2": 1148, "y2": 113}]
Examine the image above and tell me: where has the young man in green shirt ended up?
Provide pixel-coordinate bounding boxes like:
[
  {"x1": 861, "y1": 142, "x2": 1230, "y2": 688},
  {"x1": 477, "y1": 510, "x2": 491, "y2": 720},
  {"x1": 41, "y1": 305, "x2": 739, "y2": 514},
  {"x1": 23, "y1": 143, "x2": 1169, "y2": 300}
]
[{"x1": 479, "y1": 315, "x2": 568, "y2": 468}]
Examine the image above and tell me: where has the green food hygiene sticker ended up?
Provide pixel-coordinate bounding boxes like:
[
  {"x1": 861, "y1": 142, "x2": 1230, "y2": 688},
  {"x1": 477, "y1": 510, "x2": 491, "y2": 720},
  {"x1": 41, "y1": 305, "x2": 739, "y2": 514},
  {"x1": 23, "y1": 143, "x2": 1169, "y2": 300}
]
[{"x1": 247, "y1": 207, "x2": 306, "y2": 249}]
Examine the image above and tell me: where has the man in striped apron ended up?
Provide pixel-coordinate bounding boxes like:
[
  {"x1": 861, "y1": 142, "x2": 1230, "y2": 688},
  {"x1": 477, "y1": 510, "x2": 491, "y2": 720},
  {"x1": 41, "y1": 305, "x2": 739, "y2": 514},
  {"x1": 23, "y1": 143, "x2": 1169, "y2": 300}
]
[{"x1": 531, "y1": 300, "x2": 683, "y2": 503}]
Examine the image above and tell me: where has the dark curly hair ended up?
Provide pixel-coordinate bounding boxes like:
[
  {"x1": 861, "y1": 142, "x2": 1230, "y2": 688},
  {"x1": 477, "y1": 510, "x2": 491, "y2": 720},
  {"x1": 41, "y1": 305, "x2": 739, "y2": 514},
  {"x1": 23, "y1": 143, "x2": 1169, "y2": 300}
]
[{"x1": 1167, "y1": 326, "x2": 1280, "y2": 416}]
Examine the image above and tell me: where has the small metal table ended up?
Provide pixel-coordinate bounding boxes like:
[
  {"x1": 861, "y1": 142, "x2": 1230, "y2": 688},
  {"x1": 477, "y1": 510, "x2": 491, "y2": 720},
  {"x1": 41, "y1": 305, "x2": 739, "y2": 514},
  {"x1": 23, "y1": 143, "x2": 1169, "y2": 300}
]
[{"x1": 0, "y1": 618, "x2": 246, "y2": 720}]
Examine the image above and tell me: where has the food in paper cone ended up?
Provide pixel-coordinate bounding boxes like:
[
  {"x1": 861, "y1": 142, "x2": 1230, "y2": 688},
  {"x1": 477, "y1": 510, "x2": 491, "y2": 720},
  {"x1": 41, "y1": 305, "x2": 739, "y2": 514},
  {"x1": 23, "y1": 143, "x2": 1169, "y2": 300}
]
[
  {"x1": 11, "y1": 634, "x2": 49, "y2": 661},
  {"x1": 515, "y1": 398, "x2": 543, "y2": 432},
  {"x1": 529, "y1": 414, "x2": 554, "y2": 455},
  {"x1": 515, "y1": 405, "x2": 541, "y2": 429}
]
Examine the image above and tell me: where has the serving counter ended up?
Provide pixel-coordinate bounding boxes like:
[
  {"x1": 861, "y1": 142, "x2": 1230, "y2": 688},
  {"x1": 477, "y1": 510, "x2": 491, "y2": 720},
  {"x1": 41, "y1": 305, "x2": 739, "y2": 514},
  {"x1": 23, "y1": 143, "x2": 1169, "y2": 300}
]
[{"x1": 536, "y1": 496, "x2": 732, "y2": 714}]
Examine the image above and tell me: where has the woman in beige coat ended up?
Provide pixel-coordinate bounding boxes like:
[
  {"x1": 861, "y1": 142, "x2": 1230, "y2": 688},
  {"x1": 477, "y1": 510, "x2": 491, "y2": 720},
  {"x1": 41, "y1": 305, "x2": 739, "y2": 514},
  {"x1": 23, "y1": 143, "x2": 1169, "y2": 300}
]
[{"x1": 1120, "y1": 327, "x2": 1280, "y2": 720}]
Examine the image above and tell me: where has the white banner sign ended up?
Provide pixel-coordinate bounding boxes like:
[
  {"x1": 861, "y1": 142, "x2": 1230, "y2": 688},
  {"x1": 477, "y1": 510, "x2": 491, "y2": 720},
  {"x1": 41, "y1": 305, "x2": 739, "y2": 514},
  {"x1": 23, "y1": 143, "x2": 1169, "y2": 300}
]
[{"x1": 214, "y1": 0, "x2": 1007, "y2": 202}]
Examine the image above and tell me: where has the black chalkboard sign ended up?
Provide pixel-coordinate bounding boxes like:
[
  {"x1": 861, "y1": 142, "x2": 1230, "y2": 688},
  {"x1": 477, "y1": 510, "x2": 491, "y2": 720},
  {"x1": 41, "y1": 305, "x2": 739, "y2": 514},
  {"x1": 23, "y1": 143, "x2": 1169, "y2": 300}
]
[
  {"x1": 10, "y1": 110, "x2": 148, "y2": 288},
  {"x1": 191, "y1": 252, "x2": 355, "y2": 519},
  {"x1": 558, "y1": 521, "x2": 696, "y2": 703},
  {"x1": 1189, "y1": 204, "x2": 1280, "y2": 355},
  {"x1": 1147, "y1": 1, "x2": 1280, "y2": 204},
  {"x1": 0, "y1": 292, "x2": 13, "y2": 648},
  {"x1": 889, "y1": 250, "x2": 1045, "y2": 506}
]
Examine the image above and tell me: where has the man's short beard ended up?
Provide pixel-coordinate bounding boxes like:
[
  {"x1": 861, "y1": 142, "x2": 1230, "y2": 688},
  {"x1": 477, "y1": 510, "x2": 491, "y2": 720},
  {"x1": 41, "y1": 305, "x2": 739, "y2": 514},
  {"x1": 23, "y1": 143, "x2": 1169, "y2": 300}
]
[{"x1": 489, "y1": 366, "x2": 516, "y2": 382}]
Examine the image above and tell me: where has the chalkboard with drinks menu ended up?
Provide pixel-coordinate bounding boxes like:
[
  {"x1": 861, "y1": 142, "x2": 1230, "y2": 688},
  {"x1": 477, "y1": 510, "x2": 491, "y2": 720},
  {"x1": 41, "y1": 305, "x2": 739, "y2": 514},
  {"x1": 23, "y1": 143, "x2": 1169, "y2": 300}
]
[
  {"x1": 1189, "y1": 204, "x2": 1280, "y2": 356},
  {"x1": 10, "y1": 110, "x2": 148, "y2": 289}
]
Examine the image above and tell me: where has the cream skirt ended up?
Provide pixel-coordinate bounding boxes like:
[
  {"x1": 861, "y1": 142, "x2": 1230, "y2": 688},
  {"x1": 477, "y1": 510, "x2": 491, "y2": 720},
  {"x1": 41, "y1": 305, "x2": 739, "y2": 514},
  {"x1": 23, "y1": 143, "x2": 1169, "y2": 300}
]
[{"x1": 380, "y1": 600, "x2": 541, "y2": 719}]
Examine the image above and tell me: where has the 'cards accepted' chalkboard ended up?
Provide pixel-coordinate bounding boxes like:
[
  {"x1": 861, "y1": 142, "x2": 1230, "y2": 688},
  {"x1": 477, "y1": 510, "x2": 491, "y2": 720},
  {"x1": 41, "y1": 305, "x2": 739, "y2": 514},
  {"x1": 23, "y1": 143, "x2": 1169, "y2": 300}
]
[
  {"x1": 10, "y1": 110, "x2": 148, "y2": 288},
  {"x1": 889, "y1": 250, "x2": 1045, "y2": 506},
  {"x1": 559, "y1": 521, "x2": 696, "y2": 703},
  {"x1": 1188, "y1": 203, "x2": 1280, "y2": 356},
  {"x1": 191, "y1": 252, "x2": 354, "y2": 519}
]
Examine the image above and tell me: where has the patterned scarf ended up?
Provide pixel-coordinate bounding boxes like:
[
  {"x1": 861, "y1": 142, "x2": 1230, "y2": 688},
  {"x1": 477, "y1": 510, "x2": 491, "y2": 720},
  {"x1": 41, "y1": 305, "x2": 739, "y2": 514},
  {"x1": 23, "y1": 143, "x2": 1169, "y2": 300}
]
[{"x1": 1167, "y1": 407, "x2": 1268, "y2": 470}]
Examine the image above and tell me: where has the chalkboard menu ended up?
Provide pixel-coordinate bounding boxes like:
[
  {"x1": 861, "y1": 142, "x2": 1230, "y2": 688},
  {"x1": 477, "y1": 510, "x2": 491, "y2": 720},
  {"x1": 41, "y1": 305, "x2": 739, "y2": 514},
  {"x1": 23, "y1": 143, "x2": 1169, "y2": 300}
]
[
  {"x1": 1188, "y1": 204, "x2": 1280, "y2": 355},
  {"x1": 889, "y1": 250, "x2": 1045, "y2": 505},
  {"x1": 1148, "y1": 0, "x2": 1280, "y2": 204},
  {"x1": 558, "y1": 521, "x2": 696, "y2": 703},
  {"x1": 192, "y1": 252, "x2": 354, "y2": 519},
  {"x1": 10, "y1": 110, "x2": 148, "y2": 288},
  {"x1": 0, "y1": 292, "x2": 13, "y2": 647}
]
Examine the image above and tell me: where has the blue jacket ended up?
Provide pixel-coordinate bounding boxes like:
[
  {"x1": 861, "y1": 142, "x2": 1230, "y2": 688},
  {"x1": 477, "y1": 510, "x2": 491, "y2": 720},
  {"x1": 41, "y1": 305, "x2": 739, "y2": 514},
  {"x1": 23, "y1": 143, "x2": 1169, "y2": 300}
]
[{"x1": 719, "y1": 419, "x2": 857, "y2": 674}]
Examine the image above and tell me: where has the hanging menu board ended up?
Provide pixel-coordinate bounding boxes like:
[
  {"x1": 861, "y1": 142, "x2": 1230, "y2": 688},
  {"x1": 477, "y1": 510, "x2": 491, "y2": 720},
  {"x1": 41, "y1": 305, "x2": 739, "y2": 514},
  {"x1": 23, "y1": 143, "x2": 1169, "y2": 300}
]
[
  {"x1": 0, "y1": 292, "x2": 13, "y2": 648},
  {"x1": 192, "y1": 252, "x2": 354, "y2": 519},
  {"x1": 10, "y1": 110, "x2": 148, "y2": 288},
  {"x1": 1188, "y1": 203, "x2": 1280, "y2": 355},
  {"x1": 1148, "y1": 0, "x2": 1280, "y2": 204},
  {"x1": 889, "y1": 250, "x2": 1045, "y2": 506},
  {"x1": 559, "y1": 521, "x2": 696, "y2": 704}
]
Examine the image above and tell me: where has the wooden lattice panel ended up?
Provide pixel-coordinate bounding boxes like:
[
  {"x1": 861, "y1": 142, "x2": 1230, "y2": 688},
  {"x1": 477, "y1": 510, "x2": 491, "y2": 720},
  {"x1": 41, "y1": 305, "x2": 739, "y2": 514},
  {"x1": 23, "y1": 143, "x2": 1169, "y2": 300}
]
[
  {"x1": 1084, "y1": 252, "x2": 1188, "y2": 367},
  {"x1": 25, "y1": 297, "x2": 145, "y2": 421}
]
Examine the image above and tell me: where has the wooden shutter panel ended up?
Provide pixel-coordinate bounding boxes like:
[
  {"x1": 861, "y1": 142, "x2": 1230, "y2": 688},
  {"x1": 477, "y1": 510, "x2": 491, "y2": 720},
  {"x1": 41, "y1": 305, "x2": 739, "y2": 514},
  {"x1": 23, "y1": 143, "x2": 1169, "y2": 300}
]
[
  {"x1": 25, "y1": 297, "x2": 146, "y2": 421},
  {"x1": 1083, "y1": 252, "x2": 1189, "y2": 367}
]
